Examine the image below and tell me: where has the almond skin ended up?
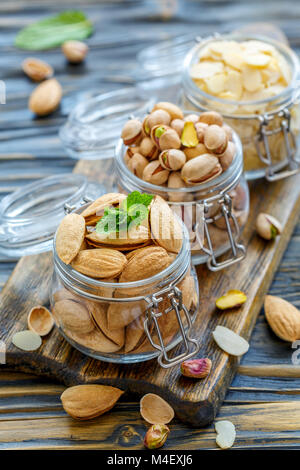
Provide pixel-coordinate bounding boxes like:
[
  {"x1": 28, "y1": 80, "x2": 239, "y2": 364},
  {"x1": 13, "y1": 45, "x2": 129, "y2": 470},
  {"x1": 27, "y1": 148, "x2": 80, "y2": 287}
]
[
  {"x1": 29, "y1": 78, "x2": 62, "y2": 116},
  {"x1": 61, "y1": 384, "x2": 124, "y2": 420},
  {"x1": 71, "y1": 248, "x2": 127, "y2": 279},
  {"x1": 119, "y1": 246, "x2": 171, "y2": 282},
  {"x1": 56, "y1": 213, "x2": 86, "y2": 265},
  {"x1": 264, "y1": 295, "x2": 300, "y2": 342}
]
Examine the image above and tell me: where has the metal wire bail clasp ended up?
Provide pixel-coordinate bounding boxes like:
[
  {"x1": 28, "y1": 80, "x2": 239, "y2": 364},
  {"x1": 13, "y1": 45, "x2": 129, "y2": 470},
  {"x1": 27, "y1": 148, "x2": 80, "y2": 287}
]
[
  {"x1": 196, "y1": 194, "x2": 246, "y2": 271},
  {"x1": 255, "y1": 108, "x2": 300, "y2": 181},
  {"x1": 144, "y1": 285, "x2": 199, "y2": 368}
]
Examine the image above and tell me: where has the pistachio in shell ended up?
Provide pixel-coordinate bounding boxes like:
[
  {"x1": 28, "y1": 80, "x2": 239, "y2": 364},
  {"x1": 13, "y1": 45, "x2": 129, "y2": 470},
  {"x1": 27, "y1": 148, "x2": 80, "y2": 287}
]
[
  {"x1": 121, "y1": 119, "x2": 143, "y2": 146},
  {"x1": 151, "y1": 125, "x2": 181, "y2": 151},
  {"x1": 56, "y1": 213, "x2": 86, "y2": 264},
  {"x1": 152, "y1": 102, "x2": 184, "y2": 120},
  {"x1": 170, "y1": 118, "x2": 184, "y2": 137},
  {"x1": 199, "y1": 110, "x2": 223, "y2": 127},
  {"x1": 61, "y1": 384, "x2": 124, "y2": 420},
  {"x1": 142, "y1": 160, "x2": 169, "y2": 185},
  {"x1": 27, "y1": 306, "x2": 54, "y2": 336},
  {"x1": 143, "y1": 109, "x2": 171, "y2": 135},
  {"x1": 159, "y1": 149, "x2": 186, "y2": 171},
  {"x1": 127, "y1": 152, "x2": 148, "y2": 178},
  {"x1": 183, "y1": 143, "x2": 207, "y2": 160},
  {"x1": 181, "y1": 154, "x2": 222, "y2": 185},
  {"x1": 139, "y1": 137, "x2": 159, "y2": 160},
  {"x1": 204, "y1": 125, "x2": 228, "y2": 154}
]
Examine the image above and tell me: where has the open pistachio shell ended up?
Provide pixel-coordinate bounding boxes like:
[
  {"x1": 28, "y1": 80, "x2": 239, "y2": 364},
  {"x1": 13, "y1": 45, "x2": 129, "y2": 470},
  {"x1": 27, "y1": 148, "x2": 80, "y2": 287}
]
[
  {"x1": 27, "y1": 306, "x2": 54, "y2": 337},
  {"x1": 140, "y1": 393, "x2": 175, "y2": 425}
]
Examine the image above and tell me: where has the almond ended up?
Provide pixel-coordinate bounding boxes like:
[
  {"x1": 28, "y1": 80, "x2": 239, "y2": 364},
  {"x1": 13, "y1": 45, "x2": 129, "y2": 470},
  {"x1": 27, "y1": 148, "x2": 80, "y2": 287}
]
[
  {"x1": 53, "y1": 299, "x2": 94, "y2": 334},
  {"x1": 56, "y1": 213, "x2": 86, "y2": 264},
  {"x1": 215, "y1": 420, "x2": 236, "y2": 449},
  {"x1": 264, "y1": 295, "x2": 300, "y2": 342},
  {"x1": 119, "y1": 246, "x2": 171, "y2": 282},
  {"x1": 149, "y1": 196, "x2": 183, "y2": 253},
  {"x1": 107, "y1": 300, "x2": 145, "y2": 330},
  {"x1": 22, "y1": 57, "x2": 53, "y2": 82},
  {"x1": 61, "y1": 384, "x2": 124, "y2": 420},
  {"x1": 86, "y1": 222, "x2": 150, "y2": 250},
  {"x1": 212, "y1": 325, "x2": 249, "y2": 356},
  {"x1": 65, "y1": 326, "x2": 122, "y2": 353},
  {"x1": 87, "y1": 301, "x2": 125, "y2": 347},
  {"x1": 81, "y1": 193, "x2": 126, "y2": 221},
  {"x1": 71, "y1": 248, "x2": 127, "y2": 278},
  {"x1": 29, "y1": 78, "x2": 62, "y2": 116}
]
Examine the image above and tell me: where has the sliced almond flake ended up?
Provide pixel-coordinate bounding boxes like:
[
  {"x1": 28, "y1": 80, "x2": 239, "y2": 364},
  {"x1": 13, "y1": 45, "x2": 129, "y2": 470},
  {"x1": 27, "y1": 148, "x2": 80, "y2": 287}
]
[
  {"x1": 245, "y1": 53, "x2": 271, "y2": 68},
  {"x1": 212, "y1": 325, "x2": 249, "y2": 356},
  {"x1": 215, "y1": 420, "x2": 236, "y2": 449},
  {"x1": 222, "y1": 51, "x2": 245, "y2": 70},
  {"x1": 205, "y1": 73, "x2": 226, "y2": 95},
  {"x1": 242, "y1": 66, "x2": 262, "y2": 92},
  {"x1": 12, "y1": 330, "x2": 42, "y2": 351},
  {"x1": 226, "y1": 70, "x2": 243, "y2": 100}
]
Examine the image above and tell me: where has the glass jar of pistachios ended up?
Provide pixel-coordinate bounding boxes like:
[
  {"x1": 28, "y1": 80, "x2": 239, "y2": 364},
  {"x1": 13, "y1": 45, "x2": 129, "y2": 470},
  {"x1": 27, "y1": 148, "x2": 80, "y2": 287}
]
[
  {"x1": 50, "y1": 192, "x2": 199, "y2": 367},
  {"x1": 115, "y1": 104, "x2": 249, "y2": 270},
  {"x1": 180, "y1": 33, "x2": 300, "y2": 181}
]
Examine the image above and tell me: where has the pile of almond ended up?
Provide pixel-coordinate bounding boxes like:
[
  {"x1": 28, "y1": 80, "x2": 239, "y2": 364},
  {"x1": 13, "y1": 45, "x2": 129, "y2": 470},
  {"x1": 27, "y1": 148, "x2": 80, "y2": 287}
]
[
  {"x1": 122, "y1": 102, "x2": 236, "y2": 191},
  {"x1": 53, "y1": 192, "x2": 197, "y2": 355}
]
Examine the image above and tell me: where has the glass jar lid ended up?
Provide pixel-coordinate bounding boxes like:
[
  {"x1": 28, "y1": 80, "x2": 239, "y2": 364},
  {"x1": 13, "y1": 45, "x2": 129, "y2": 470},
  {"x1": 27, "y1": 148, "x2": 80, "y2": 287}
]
[
  {"x1": 136, "y1": 34, "x2": 195, "y2": 80},
  {"x1": 59, "y1": 88, "x2": 155, "y2": 160},
  {"x1": 0, "y1": 174, "x2": 103, "y2": 258}
]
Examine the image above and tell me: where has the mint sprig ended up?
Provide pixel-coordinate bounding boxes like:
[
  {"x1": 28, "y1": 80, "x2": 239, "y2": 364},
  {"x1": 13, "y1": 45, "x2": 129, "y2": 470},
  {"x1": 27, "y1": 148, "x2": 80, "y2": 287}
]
[
  {"x1": 96, "y1": 191, "x2": 153, "y2": 236},
  {"x1": 15, "y1": 11, "x2": 93, "y2": 50}
]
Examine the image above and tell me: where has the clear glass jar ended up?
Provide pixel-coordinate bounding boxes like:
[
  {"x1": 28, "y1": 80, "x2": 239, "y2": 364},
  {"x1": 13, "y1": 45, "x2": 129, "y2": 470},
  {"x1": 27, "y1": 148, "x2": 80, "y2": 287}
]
[
  {"x1": 59, "y1": 88, "x2": 155, "y2": 160},
  {"x1": 115, "y1": 120, "x2": 249, "y2": 270},
  {"x1": 180, "y1": 33, "x2": 300, "y2": 181},
  {"x1": 50, "y1": 205, "x2": 199, "y2": 367}
]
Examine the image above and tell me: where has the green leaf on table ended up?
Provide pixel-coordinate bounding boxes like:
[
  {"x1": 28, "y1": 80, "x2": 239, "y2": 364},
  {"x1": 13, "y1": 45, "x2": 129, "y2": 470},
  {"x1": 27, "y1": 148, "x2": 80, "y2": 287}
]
[{"x1": 15, "y1": 11, "x2": 93, "y2": 50}]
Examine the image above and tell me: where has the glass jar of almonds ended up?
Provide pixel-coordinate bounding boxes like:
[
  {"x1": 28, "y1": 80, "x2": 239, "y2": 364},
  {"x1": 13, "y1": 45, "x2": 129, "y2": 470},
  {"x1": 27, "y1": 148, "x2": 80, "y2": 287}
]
[
  {"x1": 116, "y1": 104, "x2": 249, "y2": 270},
  {"x1": 180, "y1": 33, "x2": 300, "y2": 181},
  {"x1": 50, "y1": 192, "x2": 200, "y2": 367}
]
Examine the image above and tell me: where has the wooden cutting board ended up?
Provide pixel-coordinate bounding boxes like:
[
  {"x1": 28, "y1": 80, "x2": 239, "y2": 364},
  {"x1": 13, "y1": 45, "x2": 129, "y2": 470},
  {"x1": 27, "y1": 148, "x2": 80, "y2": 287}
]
[{"x1": 0, "y1": 157, "x2": 299, "y2": 427}]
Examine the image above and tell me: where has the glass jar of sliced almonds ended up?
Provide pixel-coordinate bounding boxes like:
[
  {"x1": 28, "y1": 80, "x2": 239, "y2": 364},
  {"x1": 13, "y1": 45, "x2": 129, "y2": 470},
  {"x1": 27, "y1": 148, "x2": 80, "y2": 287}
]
[
  {"x1": 180, "y1": 33, "x2": 300, "y2": 181},
  {"x1": 51, "y1": 192, "x2": 200, "y2": 367}
]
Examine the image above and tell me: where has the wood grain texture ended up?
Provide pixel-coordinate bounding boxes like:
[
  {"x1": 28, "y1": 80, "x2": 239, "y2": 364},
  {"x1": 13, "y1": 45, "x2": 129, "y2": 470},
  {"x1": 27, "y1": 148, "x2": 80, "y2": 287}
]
[
  {"x1": 1, "y1": 163, "x2": 300, "y2": 426},
  {"x1": 1, "y1": 0, "x2": 300, "y2": 449}
]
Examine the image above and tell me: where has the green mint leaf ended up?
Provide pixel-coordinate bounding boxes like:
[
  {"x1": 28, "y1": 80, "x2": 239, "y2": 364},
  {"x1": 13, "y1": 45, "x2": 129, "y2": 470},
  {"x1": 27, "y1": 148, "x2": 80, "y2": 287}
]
[
  {"x1": 125, "y1": 191, "x2": 153, "y2": 210},
  {"x1": 15, "y1": 11, "x2": 93, "y2": 50},
  {"x1": 96, "y1": 192, "x2": 153, "y2": 235}
]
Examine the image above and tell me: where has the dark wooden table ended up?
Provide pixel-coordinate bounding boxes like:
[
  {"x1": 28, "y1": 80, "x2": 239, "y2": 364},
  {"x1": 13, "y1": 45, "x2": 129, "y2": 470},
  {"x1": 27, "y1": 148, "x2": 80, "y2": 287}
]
[{"x1": 1, "y1": 0, "x2": 300, "y2": 450}]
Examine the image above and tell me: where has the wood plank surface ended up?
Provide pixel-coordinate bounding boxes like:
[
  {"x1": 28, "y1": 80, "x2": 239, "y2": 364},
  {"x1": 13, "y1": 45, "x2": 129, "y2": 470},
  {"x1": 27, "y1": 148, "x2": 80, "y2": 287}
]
[{"x1": 1, "y1": 0, "x2": 300, "y2": 449}]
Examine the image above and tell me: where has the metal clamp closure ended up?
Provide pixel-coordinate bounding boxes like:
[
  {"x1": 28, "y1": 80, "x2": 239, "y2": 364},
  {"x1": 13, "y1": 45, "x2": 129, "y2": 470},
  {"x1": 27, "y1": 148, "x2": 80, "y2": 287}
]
[
  {"x1": 144, "y1": 285, "x2": 199, "y2": 368},
  {"x1": 196, "y1": 194, "x2": 246, "y2": 271},
  {"x1": 64, "y1": 195, "x2": 94, "y2": 215},
  {"x1": 255, "y1": 108, "x2": 300, "y2": 181}
]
